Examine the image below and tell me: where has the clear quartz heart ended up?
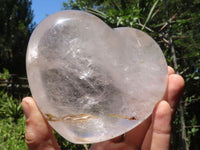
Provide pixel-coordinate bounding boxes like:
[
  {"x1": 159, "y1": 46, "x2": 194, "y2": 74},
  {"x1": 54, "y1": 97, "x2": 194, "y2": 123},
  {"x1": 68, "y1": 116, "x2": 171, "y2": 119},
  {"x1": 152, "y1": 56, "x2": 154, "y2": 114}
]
[{"x1": 26, "y1": 10, "x2": 168, "y2": 144}]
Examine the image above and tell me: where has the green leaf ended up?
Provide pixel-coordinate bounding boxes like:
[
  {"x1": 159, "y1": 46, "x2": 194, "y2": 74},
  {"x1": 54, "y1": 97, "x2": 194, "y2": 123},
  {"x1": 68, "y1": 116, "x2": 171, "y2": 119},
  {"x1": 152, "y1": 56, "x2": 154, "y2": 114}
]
[
  {"x1": 87, "y1": 8, "x2": 107, "y2": 19},
  {"x1": 142, "y1": 0, "x2": 159, "y2": 30},
  {"x1": 193, "y1": 76, "x2": 199, "y2": 80}
]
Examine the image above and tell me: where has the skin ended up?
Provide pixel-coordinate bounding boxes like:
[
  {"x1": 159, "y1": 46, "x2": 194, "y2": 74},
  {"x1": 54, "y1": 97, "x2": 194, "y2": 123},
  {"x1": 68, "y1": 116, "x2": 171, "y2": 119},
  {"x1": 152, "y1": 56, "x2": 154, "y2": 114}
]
[{"x1": 22, "y1": 66, "x2": 184, "y2": 150}]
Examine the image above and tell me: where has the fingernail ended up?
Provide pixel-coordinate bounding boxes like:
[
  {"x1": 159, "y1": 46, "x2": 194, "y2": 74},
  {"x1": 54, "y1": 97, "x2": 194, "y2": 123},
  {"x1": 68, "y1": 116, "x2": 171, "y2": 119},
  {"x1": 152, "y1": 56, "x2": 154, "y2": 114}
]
[{"x1": 22, "y1": 98, "x2": 31, "y2": 120}]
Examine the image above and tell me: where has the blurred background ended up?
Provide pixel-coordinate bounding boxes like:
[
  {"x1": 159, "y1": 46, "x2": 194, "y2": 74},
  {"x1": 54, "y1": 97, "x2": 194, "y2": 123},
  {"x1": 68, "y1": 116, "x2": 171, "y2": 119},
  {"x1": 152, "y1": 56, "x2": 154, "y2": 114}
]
[{"x1": 0, "y1": 0, "x2": 199, "y2": 149}]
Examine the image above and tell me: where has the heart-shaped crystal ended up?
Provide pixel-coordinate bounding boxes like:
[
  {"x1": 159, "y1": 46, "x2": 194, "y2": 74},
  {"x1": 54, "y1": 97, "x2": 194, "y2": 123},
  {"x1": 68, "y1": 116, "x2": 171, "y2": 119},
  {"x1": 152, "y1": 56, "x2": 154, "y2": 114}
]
[{"x1": 26, "y1": 10, "x2": 168, "y2": 144}]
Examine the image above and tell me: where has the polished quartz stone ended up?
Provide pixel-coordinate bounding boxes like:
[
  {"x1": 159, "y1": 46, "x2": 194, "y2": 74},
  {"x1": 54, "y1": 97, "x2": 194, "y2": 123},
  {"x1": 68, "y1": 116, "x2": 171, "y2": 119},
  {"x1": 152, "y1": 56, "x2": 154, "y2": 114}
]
[{"x1": 26, "y1": 10, "x2": 168, "y2": 144}]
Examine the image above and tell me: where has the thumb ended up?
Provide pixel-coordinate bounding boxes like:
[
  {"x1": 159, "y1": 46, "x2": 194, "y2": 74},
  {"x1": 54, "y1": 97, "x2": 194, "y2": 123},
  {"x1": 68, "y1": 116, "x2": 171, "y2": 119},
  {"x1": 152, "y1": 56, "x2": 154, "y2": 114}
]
[{"x1": 22, "y1": 97, "x2": 60, "y2": 150}]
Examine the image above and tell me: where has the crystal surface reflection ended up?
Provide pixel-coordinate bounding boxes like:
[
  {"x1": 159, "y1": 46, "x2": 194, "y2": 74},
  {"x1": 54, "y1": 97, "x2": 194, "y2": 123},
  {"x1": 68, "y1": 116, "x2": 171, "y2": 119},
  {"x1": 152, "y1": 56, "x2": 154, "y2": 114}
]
[{"x1": 26, "y1": 10, "x2": 168, "y2": 144}]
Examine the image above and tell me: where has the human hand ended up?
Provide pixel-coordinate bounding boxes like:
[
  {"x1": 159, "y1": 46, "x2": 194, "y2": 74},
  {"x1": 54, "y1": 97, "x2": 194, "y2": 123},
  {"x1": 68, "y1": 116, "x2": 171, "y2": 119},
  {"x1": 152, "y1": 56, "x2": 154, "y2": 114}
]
[{"x1": 22, "y1": 66, "x2": 184, "y2": 150}]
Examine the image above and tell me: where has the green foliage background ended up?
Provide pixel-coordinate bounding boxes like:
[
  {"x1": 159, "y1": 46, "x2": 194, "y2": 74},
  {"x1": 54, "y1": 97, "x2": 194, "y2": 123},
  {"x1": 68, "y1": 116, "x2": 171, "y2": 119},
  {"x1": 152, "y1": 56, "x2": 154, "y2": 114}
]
[
  {"x1": 0, "y1": 0, "x2": 199, "y2": 149},
  {"x1": 0, "y1": 0, "x2": 35, "y2": 74},
  {"x1": 0, "y1": 90, "x2": 27, "y2": 150}
]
